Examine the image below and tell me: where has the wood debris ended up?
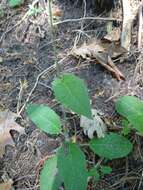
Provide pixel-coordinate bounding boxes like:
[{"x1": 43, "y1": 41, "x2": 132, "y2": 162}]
[
  {"x1": 121, "y1": 0, "x2": 141, "y2": 51},
  {"x1": 71, "y1": 39, "x2": 126, "y2": 81}
]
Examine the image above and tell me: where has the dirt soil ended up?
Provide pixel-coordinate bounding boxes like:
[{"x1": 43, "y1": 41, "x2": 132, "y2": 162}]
[{"x1": 0, "y1": 0, "x2": 143, "y2": 189}]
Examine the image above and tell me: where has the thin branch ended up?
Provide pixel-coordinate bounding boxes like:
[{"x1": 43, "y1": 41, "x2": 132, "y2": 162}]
[
  {"x1": 53, "y1": 16, "x2": 122, "y2": 26},
  {"x1": 138, "y1": 1, "x2": 143, "y2": 50}
]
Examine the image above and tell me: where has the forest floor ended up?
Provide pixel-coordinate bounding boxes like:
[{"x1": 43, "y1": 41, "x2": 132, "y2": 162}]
[{"x1": 0, "y1": 0, "x2": 143, "y2": 189}]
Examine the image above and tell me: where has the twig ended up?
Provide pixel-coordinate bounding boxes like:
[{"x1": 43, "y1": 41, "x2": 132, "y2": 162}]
[
  {"x1": 17, "y1": 57, "x2": 67, "y2": 116},
  {"x1": 73, "y1": 0, "x2": 87, "y2": 47},
  {"x1": 95, "y1": 53, "x2": 125, "y2": 81},
  {"x1": 17, "y1": 64, "x2": 55, "y2": 116},
  {"x1": 17, "y1": 80, "x2": 27, "y2": 115},
  {"x1": 111, "y1": 176, "x2": 141, "y2": 188},
  {"x1": 53, "y1": 16, "x2": 122, "y2": 26},
  {"x1": 107, "y1": 55, "x2": 125, "y2": 80},
  {"x1": 138, "y1": 171, "x2": 143, "y2": 190},
  {"x1": 138, "y1": 1, "x2": 143, "y2": 50}
]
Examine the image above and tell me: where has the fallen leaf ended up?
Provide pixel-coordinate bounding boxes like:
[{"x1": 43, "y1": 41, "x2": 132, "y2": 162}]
[
  {"x1": 71, "y1": 39, "x2": 126, "y2": 60},
  {"x1": 71, "y1": 39, "x2": 126, "y2": 80},
  {"x1": 104, "y1": 27, "x2": 121, "y2": 42},
  {"x1": 52, "y1": 6, "x2": 63, "y2": 17},
  {"x1": 0, "y1": 110, "x2": 24, "y2": 156},
  {"x1": 71, "y1": 39, "x2": 105, "y2": 59},
  {"x1": 0, "y1": 180, "x2": 13, "y2": 190},
  {"x1": 80, "y1": 109, "x2": 107, "y2": 139}
]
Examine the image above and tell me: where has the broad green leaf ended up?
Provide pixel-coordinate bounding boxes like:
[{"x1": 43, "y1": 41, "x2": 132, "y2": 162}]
[
  {"x1": 40, "y1": 155, "x2": 62, "y2": 190},
  {"x1": 100, "y1": 166, "x2": 112, "y2": 175},
  {"x1": 52, "y1": 74, "x2": 92, "y2": 119},
  {"x1": 57, "y1": 142, "x2": 88, "y2": 190},
  {"x1": 9, "y1": 0, "x2": 23, "y2": 7},
  {"x1": 26, "y1": 104, "x2": 61, "y2": 134},
  {"x1": 52, "y1": 172, "x2": 63, "y2": 190},
  {"x1": 89, "y1": 133, "x2": 133, "y2": 159},
  {"x1": 115, "y1": 96, "x2": 143, "y2": 133}
]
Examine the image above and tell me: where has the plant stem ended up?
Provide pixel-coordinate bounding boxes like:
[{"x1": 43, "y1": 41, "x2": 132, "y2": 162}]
[
  {"x1": 48, "y1": 0, "x2": 61, "y2": 76},
  {"x1": 48, "y1": 0, "x2": 68, "y2": 139}
]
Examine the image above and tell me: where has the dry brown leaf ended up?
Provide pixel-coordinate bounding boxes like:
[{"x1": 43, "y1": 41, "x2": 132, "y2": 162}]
[
  {"x1": 71, "y1": 39, "x2": 126, "y2": 80},
  {"x1": 71, "y1": 40, "x2": 105, "y2": 59},
  {"x1": 0, "y1": 180, "x2": 13, "y2": 190},
  {"x1": 0, "y1": 110, "x2": 24, "y2": 156},
  {"x1": 104, "y1": 27, "x2": 121, "y2": 42},
  {"x1": 71, "y1": 39, "x2": 126, "y2": 60},
  {"x1": 52, "y1": 6, "x2": 63, "y2": 17},
  {"x1": 80, "y1": 109, "x2": 107, "y2": 139}
]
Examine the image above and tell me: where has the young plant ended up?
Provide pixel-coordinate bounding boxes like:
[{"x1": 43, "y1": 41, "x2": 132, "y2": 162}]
[
  {"x1": 26, "y1": 1, "x2": 133, "y2": 189},
  {"x1": 26, "y1": 73, "x2": 133, "y2": 190}
]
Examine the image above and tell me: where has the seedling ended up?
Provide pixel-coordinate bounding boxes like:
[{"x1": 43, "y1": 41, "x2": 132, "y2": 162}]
[
  {"x1": 26, "y1": 73, "x2": 133, "y2": 190},
  {"x1": 26, "y1": 1, "x2": 135, "y2": 189}
]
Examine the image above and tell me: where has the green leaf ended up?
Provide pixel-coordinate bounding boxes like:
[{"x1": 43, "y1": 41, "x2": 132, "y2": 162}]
[
  {"x1": 88, "y1": 168, "x2": 100, "y2": 181},
  {"x1": 52, "y1": 73, "x2": 92, "y2": 119},
  {"x1": 26, "y1": 104, "x2": 61, "y2": 135},
  {"x1": 52, "y1": 172, "x2": 63, "y2": 190},
  {"x1": 89, "y1": 133, "x2": 133, "y2": 159},
  {"x1": 40, "y1": 155, "x2": 62, "y2": 190},
  {"x1": 57, "y1": 142, "x2": 88, "y2": 190},
  {"x1": 100, "y1": 166, "x2": 112, "y2": 175},
  {"x1": 115, "y1": 96, "x2": 143, "y2": 133},
  {"x1": 121, "y1": 119, "x2": 131, "y2": 136},
  {"x1": 8, "y1": 0, "x2": 23, "y2": 7},
  {"x1": 28, "y1": 6, "x2": 43, "y2": 16}
]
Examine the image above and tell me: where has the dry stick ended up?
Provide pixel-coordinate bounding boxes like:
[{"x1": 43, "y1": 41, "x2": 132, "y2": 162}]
[
  {"x1": 95, "y1": 53, "x2": 124, "y2": 81},
  {"x1": 17, "y1": 80, "x2": 25, "y2": 114},
  {"x1": 53, "y1": 16, "x2": 122, "y2": 26},
  {"x1": 73, "y1": 0, "x2": 87, "y2": 48},
  {"x1": 17, "y1": 57, "x2": 67, "y2": 116},
  {"x1": 107, "y1": 55, "x2": 125, "y2": 80},
  {"x1": 138, "y1": 171, "x2": 143, "y2": 190},
  {"x1": 110, "y1": 176, "x2": 141, "y2": 188},
  {"x1": 138, "y1": 1, "x2": 143, "y2": 50},
  {"x1": 17, "y1": 68, "x2": 50, "y2": 116}
]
